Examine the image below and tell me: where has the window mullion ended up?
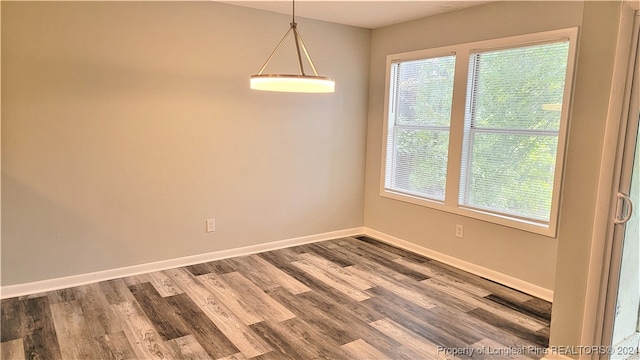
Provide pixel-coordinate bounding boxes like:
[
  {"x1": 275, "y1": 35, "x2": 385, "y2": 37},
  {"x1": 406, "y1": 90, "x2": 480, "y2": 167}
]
[
  {"x1": 444, "y1": 50, "x2": 470, "y2": 207},
  {"x1": 386, "y1": 63, "x2": 400, "y2": 190},
  {"x1": 463, "y1": 129, "x2": 476, "y2": 205},
  {"x1": 457, "y1": 51, "x2": 479, "y2": 207}
]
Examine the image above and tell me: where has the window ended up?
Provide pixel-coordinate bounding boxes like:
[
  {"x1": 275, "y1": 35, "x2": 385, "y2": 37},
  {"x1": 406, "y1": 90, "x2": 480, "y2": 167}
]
[
  {"x1": 381, "y1": 29, "x2": 578, "y2": 236},
  {"x1": 384, "y1": 54, "x2": 456, "y2": 202}
]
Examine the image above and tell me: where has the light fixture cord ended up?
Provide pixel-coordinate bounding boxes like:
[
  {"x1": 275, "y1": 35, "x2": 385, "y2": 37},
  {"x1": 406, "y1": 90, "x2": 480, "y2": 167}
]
[{"x1": 291, "y1": 0, "x2": 306, "y2": 75}]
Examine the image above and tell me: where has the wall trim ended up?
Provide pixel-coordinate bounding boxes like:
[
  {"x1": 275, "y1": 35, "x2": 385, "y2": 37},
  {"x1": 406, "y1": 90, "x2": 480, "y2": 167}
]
[
  {"x1": 0, "y1": 227, "x2": 365, "y2": 299},
  {"x1": 363, "y1": 228, "x2": 554, "y2": 302}
]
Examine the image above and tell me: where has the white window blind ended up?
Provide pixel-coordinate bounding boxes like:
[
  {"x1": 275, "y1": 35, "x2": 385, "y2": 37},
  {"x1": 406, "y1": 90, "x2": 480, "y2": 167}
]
[
  {"x1": 385, "y1": 55, "x2": 456, "y2": 201},
  {"x1": 460, "y1": 41, "x2": 570, "y2": 223}
]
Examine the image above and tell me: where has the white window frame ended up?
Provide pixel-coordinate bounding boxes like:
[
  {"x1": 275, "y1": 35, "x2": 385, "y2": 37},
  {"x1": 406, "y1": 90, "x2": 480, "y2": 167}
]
[
  {"x1": 380, "y1": 28, "x2": 579, "y2": 237},
  {"x1": 384, "y1": 49, "x2": 457, "y2": 203}
]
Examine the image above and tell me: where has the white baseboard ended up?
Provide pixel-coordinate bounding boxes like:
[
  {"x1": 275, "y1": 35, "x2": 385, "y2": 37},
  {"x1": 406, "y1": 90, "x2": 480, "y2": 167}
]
[
  {"x1": 363, "y1": 228, "x2": 554, "y2": 302},
  {"x1": 0, "y1": 227, "x2": 365, "y2": 299}
]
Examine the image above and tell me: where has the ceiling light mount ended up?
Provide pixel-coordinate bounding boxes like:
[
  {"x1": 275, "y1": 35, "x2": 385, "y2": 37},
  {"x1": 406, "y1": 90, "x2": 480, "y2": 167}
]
[{"x1": 250, "y1": 0, "x2": 335, "y2": 93}]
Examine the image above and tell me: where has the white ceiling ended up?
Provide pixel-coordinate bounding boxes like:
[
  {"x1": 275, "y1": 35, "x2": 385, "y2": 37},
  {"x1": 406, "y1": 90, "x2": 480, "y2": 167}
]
[{"x1": 218, "y1": 1, "x2": 491, "y2": 29}]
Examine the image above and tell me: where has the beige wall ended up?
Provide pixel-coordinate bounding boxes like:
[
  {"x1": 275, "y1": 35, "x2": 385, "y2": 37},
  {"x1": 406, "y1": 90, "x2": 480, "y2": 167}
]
[{"x1": 1, "y1": 2, "x2": 371, "y2": 285}]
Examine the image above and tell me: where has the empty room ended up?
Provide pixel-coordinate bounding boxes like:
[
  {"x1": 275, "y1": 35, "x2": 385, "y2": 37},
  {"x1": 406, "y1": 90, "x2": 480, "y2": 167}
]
[{"x1": 2, "y1": 1, "x2": 639, "y2": 359}]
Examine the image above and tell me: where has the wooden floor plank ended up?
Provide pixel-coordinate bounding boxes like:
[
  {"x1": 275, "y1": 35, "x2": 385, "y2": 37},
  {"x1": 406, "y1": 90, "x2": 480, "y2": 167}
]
[
  {"x1": 423, "y1": 277, "x2": 548, "y2": 332},
  {"x1": 336, "y1": 238, "x2": 431, "y2": 281},
  {"x1": 227, "y1": 255, "x2": 311, "y2": 295},
  {"x1": 346, "y1": 265, "x2": 437, "y2": 310},
  {"x1": 46, "y1": 289, "x2": 77, "y2": 305},
  {"x1": 220, "y1": 272, "x2": 296, "y2": 323},
  {"x1": 255, "y1": 251, "x2": 321, "y2": 291},
  {"x1": 112, "y1": 300, "x2": 176, "y2": 359},
  {"x1": 369, "y1": 318, "x2": 449, "y2": 360},
  {"x1": 265, "y1": 287, "x2": 405, "y2": 358},
  {"x1": 98, "y1": 278, "x2": 137, "y2": 305},
  {"x1": 355, "y1": 236, "x2": 433, "y2": 263},
  {"x1": 295, "y1": 242, "x2": 356, "y2": 267},
  {"x1": 340, "y1": 237, "x2": 404, "y2": 262},
  {"x1": 74, "y1": 283, "x2": 122, "y2": 337},
  {"x1": 217, "y1": 352, "x2": 249, "y2": 360},
  {"x1": 128, "y1": 282, "x2": 190, "y2": 341},
  {"x1": 165, "y1": 335, "x2": 212, "y2": 360},
  {"x1": 470, "y1": 338, "x2": 535, "y2": 360},
  {"x1": 197, "y1": 273, "x2": 265, "y2": 325},
  {"x1": 292, "y1": 258, "x2": 372, "y2": 301},
  {"x1": 93, "y1": 331, "x2": 138, "y2": 360},
  {"x1": 364, "y1": 285, "x2": 480, "y2": 351},
  {"x1": 0, "y1": 338, "x2": 26, "y2": 360},
  {"x1": 164, "y1": 293, "x2": 240, "y2": 359},
  {"x1": 258, "y1": 247, "x2": 385, "y2": 325},
  {"x1": 422, "y1": 300, "x2": 544, "y2": 352},
  {"x1": 49, "y1": 300, "x2": 98, "y2": 359},
  {"x1": 185, "y1": 263, "x2": 217, "y2": 277},
  {"x1": 258, "y1": 247, "x2": 300, "y2": 263},
  {"x1": 22, "y1": 296, "x2": 63, "y2": 360},
  {"x1": 485, "y1": 294, "x2": 552, "y2": 322},
  {"x1": 1, "y1": 297, "x2": 23, "y2": 342},
  {"x1": 148, "y1": 271, "x2": 185, "y2": 297},
  {"x1": 163, "y1": 268, "x2": 272, "y2": 358},
  {"x1": 340, "y1": 339, "x2": 391, "y2": 360},
  {"x1": 185, "y1": 259, "x2": 237, "y2": 277},
  {"x1": 425, "y1": 260, "x2": 534, "y2": 303},
  {"x1": 373, "y1": 293, "x2": 481, "y2": 346},
  {"x1": 264, "y1": 288, "x2": 359, "y2": 347},
  {"x1": 122, "y1": 273, "x2": 151, "y2": 287},
  {"x1": 317, "y1": 241, "x2": 411, "y2": 282},
  {"x1": 467, "y1": 307, "x2": 549, "y2": 348},
  {"x1": 395, "y1": 258, "x2": 493, "y2": 297},
  {"x1": 249, "y1": 320, "x2": 318, "y2": 360},
  {"x1": 1, "y1": 237, "x2": 551, "y2": 360},
  {"x1": 256, "y1": 317, "x2": 351, "y2": 359},
  {"x1": 298, "y1": 252, "x2": 374, "y2": 290},
  {"x1": 293, "y1": 277, "x2": 385, "y2": 324}
]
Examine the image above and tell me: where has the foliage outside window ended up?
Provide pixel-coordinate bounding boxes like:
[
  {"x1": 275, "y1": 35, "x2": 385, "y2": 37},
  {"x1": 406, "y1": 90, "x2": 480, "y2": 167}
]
[{"x1": 381, "y1": 29, "x2": 577, "y2": 236}]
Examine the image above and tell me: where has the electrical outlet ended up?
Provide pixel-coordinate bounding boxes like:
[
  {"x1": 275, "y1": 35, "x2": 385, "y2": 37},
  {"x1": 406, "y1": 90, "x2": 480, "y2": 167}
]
[
  {"x1": 206, "y1": 219, "x2": 216, "y2": 233},
  {"x1": 455, "y1": 224, "x2": 464, "y2": 238}
]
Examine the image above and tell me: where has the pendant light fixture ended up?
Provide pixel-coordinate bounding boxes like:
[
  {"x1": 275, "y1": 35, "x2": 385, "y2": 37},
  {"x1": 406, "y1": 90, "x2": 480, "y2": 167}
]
[{"x1": 250, "y1": 0, "x2": 335, "y2": 93}]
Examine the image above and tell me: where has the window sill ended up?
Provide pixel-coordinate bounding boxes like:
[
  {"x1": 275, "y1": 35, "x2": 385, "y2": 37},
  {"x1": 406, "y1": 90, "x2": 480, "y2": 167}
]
[{"x1": 380, "y1": 189, "x2": 557, "y2": 238}]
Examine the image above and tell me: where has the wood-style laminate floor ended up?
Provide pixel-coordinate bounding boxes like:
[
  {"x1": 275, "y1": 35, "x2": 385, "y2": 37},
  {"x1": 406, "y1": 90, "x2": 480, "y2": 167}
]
[{"x1": 1, "y1": 236, "x2": 551, "y2": 360}]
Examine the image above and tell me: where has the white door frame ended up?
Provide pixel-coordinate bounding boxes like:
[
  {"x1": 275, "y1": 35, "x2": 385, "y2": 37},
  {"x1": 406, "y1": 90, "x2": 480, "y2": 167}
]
[
  {"x1": 581, "y1": 5, "x2": 640, "y2": 355},
  {"x1": 601, "y1": 11, "x2": 640, "y2": 349}
]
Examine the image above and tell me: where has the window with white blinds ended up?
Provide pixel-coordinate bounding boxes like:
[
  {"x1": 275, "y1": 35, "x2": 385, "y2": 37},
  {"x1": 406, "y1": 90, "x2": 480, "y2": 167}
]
[
  {"x1": 384, "y1": 55, "x2": 456, "y2": 201},
  {"x1": 460, "y1": 41, "x2": 570, "y2": 223},
  {"x1": 381, "y1": 29, "x2": 577, "y2": 236}
]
